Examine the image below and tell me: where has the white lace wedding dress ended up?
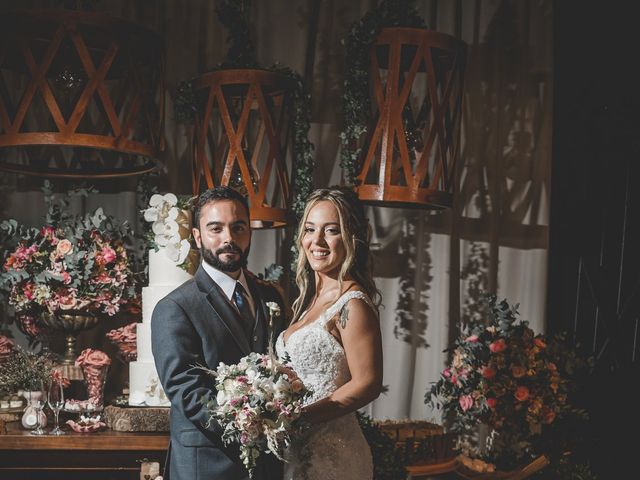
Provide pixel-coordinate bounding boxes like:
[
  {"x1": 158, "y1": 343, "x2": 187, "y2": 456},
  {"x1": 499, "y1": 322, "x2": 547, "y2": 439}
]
[{"x1": 275, "y1": 291, "x2": 374, "y2": 480}]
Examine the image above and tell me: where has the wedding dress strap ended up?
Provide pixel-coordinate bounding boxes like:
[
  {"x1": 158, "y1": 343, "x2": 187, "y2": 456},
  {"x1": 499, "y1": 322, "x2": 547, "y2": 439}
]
[{"x1": 320, "y1": 290, "x2": 375, "y2": 326}]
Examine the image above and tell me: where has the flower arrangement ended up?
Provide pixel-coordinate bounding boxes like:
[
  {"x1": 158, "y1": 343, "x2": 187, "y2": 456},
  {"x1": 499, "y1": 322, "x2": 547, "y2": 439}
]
[
  {"x1": 142, "y1": 193, "x2": 194, "y2": 269},
  {"x1": 105, "y1": 322, "x2": 137, "y2": 362},
  {"x1": 203, "y1": 352, "x2": 310, "y2": 477},
  {"x1": 427, "y1": 295, "x2": 591, "y2": 470},
  {"x1": 0, "y1": 184, "x2": 135, "y2": 317},
  {"x1": 76, "y1": 348, "x2": 111, "y2": 408}
]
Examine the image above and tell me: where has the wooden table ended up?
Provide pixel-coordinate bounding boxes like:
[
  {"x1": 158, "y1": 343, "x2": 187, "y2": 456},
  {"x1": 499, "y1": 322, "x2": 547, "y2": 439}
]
[{"x1": 0, "y1": 422, "x2": 169, "y2": 480}]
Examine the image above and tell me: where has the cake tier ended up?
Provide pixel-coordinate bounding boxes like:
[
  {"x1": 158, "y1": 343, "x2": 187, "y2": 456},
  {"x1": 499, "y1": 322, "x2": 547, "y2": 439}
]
[
  {"x1": 136, "y1": 322, "x2": 153, "y2": 361},
  {"x1": 148, "y1": 249, "x2": 192, "y2": 287},
  {"x1": 142, "y1": 285, "x2": 178, "y2": 323},
  {"x1": 129, "y1": 361, "x2": 170, "y2": 407}
]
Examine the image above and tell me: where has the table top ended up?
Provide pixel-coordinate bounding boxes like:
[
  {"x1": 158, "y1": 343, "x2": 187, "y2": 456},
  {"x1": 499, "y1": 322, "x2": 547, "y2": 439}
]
[{"x1": 0, "y1": 422, "x2": 169, "y2": 451}]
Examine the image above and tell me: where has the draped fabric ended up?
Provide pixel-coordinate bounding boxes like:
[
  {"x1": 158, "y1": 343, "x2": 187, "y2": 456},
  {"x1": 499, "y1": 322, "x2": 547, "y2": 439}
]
[{"x1": 0, "y1": 0, "x2": 553, "y2": 421}]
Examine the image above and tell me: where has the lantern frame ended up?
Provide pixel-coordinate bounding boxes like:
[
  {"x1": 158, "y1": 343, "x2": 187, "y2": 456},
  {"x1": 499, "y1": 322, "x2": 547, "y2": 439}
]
[
  {"x1": 0, "y1": 9, "x2": 165, "y2": 178},
  {"x1": 356, "y1": 27, "x2": 467, "y2": 209},
  {"x1": 192, "y1": 68, "x2": 294, "y2": 228}
]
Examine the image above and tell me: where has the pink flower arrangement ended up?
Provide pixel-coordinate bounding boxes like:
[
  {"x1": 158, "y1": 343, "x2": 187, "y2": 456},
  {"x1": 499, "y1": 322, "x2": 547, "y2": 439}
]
[
  {"x1": 76, "y1": 348, "x2": 111, "y2": 408},
  {"x1": 105, "y1": 323, "x2": 137, "y2": 362},
  {"x1": 1, "y1": 207, "x2": 135, "y2": 317},
  {"x1": 427, "y1": 295, "x2": 591, "y2": 469}
]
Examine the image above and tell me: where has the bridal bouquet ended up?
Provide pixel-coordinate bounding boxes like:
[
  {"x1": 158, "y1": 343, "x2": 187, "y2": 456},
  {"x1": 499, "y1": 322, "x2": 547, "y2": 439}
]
[{"x1": 204, "y1": 352, "x2": 309, "y2": 477}]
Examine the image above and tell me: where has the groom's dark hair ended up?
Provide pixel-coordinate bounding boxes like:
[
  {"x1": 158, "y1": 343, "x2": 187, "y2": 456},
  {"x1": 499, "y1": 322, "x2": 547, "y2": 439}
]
[{"x1": 193, "y1": 186, "x2": 250, "y2": 229}]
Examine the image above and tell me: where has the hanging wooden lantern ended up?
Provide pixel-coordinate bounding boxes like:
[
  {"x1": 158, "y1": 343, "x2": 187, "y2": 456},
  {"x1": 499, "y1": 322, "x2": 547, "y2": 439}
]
[
  {"x1": 356, "y1": 27, "x2": 466, "y2": 209},
  {"x1": 192, "y1": 69, "x2": 294, "y2": 228},
  {"x1": 0, "y1": 10, "x2": 164, "y2": 178}
]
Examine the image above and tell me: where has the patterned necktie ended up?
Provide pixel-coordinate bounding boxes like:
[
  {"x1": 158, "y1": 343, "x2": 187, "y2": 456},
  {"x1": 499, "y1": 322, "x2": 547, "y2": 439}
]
[{"x1": 233, "y1": 283, "x2": 254, "y2": 338}]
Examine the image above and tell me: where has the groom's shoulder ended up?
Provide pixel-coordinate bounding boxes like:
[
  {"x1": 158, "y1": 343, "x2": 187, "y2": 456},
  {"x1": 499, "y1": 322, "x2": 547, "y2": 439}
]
[{"x1": 161, "y1": 277, "x2": 198, "y2": 304}]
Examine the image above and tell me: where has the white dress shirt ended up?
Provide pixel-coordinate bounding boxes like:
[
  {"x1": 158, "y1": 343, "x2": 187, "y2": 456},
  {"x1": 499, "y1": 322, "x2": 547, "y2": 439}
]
[{"x1": 201, "y1": 261, "x2": 256, "y2": 316}]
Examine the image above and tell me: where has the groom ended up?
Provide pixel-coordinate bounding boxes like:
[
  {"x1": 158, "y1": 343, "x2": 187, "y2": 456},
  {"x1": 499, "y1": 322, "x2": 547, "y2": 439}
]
[{"x1": 152, "y1": 186, "x2": 287, "y2": 480}]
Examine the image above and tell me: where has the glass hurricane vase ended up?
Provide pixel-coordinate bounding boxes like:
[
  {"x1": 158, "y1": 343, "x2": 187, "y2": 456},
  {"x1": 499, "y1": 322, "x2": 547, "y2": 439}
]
[{"x1": 81, "y1": 365, "x2": 109, "y2": 411}]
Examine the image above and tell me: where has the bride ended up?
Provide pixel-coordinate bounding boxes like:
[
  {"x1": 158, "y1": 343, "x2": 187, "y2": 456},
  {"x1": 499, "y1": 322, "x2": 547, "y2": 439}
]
[{"x1": 276, "y1": 188, "x2": 383, "y2": 480}]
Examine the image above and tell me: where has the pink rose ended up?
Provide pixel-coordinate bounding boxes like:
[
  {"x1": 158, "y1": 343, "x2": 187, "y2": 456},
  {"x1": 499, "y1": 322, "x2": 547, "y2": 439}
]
[
  {"x1": 481, "y1": 366, "x2": 496, "y2": 379},
  {"x1": 57, "y1": 291, "x2": 77, "y2": 310},
  {"x1": 442, "y1": 368, "x2": 451, "y2": 378},
  {"x1": 76, "y1": 348, "x2": 112, "y2": 367},
  {"x1": 99, "y1": 246, "x2": 117, "y2": 265},
  {"x1": 514, "y1": 386, "x2": 530, "y2": 402},
  {"x1": 459, "y1": 395, "x2": 474, "y2": 412},
  {"x1": 0, "y1": 335, "x2": 15, "y2": 362},
  {"x1": 486, "y1": 397, "x2": 498, "y2": 409},
  {"x1": 56, "y1": 239, "x2": 73, "y2": 256},
  {"x1": 465, "y1": 335, "x2": 479, "y2": 343},
  {"x1": 489, "y1": 338, "x2": 507, "y2": 353}
]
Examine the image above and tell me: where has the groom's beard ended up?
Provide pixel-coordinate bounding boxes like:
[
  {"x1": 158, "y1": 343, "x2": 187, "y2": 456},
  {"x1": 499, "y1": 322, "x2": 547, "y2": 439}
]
[{"x1": 201, "y1": 242, "x2": 250, "y2": 272}]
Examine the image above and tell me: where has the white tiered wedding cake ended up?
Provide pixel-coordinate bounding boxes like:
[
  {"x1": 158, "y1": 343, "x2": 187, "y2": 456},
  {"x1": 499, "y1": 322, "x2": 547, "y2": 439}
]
[{"x1": 129, "y1": 193, "x2": 194, "y2": 407}]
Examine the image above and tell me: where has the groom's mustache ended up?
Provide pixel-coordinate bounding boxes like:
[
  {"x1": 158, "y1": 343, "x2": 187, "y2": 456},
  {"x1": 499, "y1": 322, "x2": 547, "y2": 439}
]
[{"x1": 215, "y1": 244, "x2": 243, "y2": 255}]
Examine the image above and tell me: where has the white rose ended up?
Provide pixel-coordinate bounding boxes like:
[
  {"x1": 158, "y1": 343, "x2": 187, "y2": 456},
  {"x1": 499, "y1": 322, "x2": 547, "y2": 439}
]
[
  {"x1": 245, "y1": 367, "x2": 258, "y2": 381},
  {"x1": 266, "y1": 302, "x2": 281, "y2": 316}
]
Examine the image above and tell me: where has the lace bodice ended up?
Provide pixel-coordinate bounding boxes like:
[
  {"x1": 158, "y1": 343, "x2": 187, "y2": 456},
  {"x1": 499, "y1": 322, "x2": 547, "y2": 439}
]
[{"x1": 276, "y1": 291, "x2": 374, "y2": 404}]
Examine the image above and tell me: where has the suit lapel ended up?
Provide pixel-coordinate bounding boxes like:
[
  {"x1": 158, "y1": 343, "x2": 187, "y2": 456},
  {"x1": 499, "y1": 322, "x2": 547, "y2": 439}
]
[{"x1": 195, "y1": 266, "x2": 251, "y2": 355}]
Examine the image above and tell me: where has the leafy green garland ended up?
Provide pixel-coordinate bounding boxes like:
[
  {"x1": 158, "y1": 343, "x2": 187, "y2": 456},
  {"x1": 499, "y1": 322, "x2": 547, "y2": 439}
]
[
  {"x1": 173, "y1": 0, "x2": 314, "y2": 222},
  {"x1": 339, "y1": 0, "x2": 425, "y2": 185}
]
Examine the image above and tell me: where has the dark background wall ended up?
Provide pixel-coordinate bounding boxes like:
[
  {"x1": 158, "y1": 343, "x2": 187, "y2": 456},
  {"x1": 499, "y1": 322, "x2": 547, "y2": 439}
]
[{"x1": 549, "y1": 0, "x2": 639, "y2": 476}]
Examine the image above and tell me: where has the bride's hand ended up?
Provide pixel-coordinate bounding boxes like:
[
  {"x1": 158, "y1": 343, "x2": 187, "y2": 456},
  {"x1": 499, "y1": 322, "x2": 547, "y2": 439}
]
[
  {"x1": 277, "y1": 365, "x2": 297, "y2": 380},
  {"x1": 277, "y1": 365, "x2": 305, "y2": 392}
]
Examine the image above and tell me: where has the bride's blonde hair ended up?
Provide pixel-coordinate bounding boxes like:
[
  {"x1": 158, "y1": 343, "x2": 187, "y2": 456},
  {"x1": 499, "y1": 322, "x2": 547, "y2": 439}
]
[{"x1": 291, "y1": 188, "x2": 381, "y2": 322}]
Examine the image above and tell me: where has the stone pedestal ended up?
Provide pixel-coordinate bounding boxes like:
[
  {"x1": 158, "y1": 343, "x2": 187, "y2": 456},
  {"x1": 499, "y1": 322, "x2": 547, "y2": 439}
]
[{"x1": 104, "y1": 405, "x2": 169, "y2": 432}]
